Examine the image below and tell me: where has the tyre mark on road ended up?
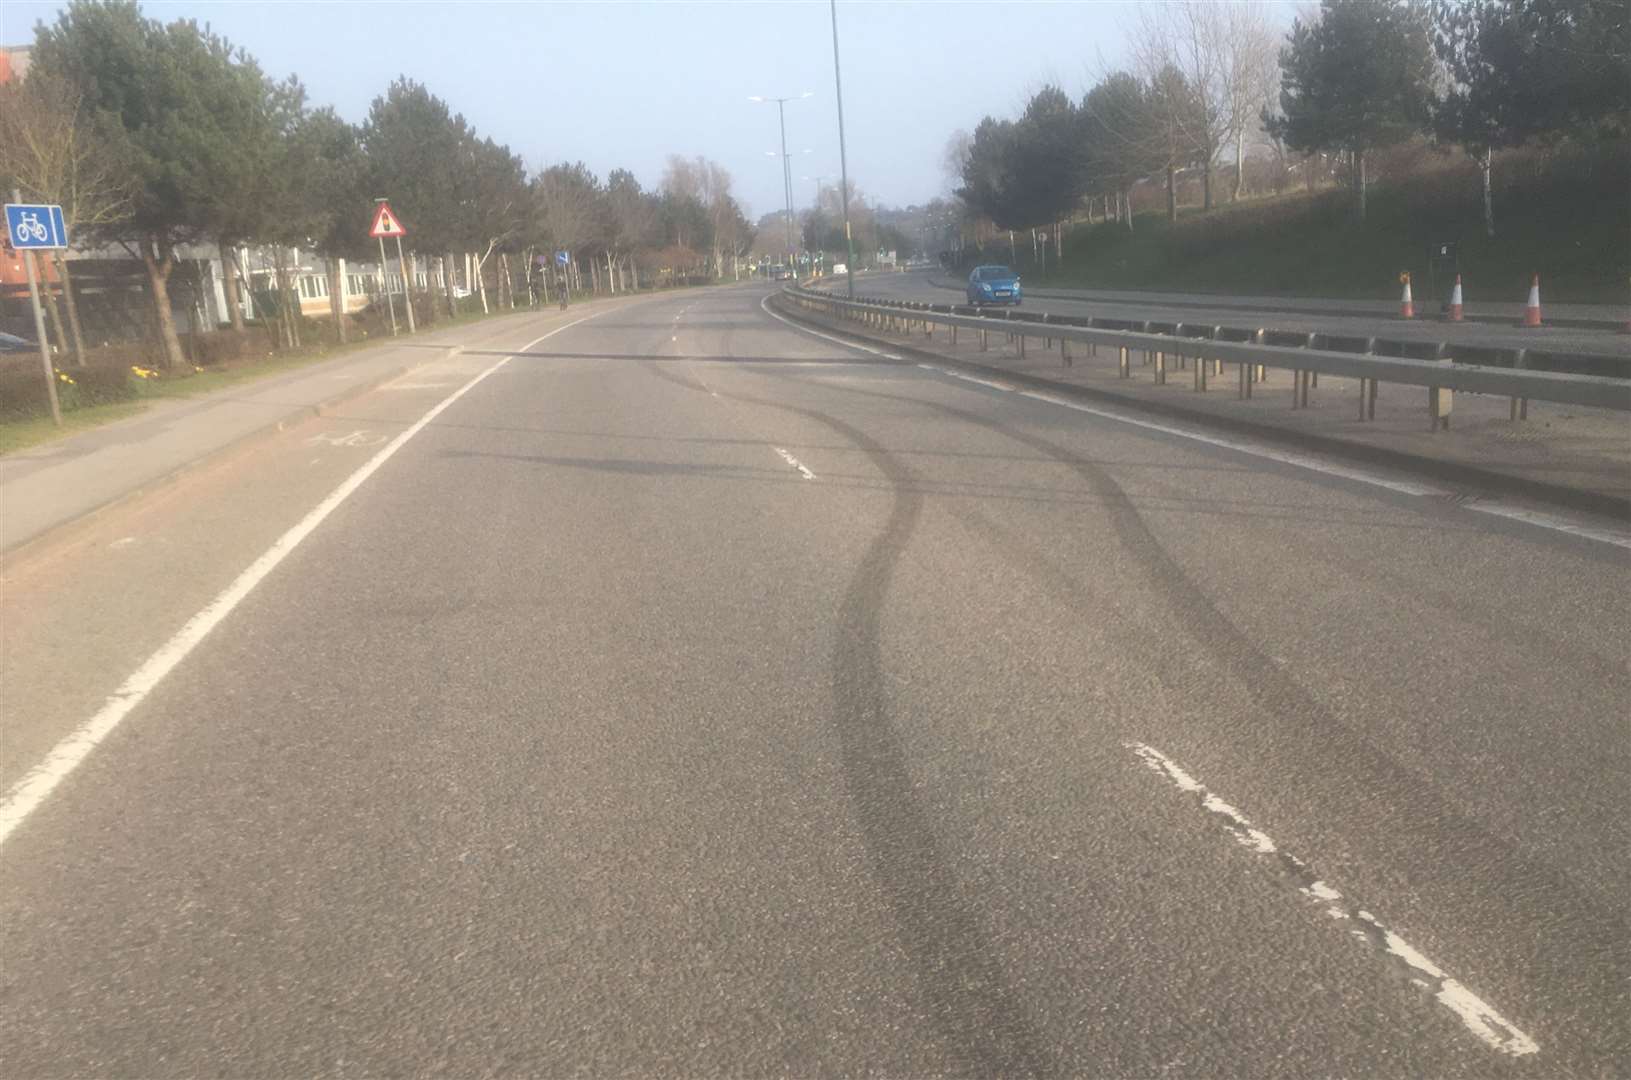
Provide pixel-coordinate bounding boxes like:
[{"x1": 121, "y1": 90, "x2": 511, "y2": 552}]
[
  {"x1": 643, "y1": 360, "x2": 1052, "y2": 1078},
  {"x1": 758, "y1": 371, "x2": 1631, "y2": 1069}
]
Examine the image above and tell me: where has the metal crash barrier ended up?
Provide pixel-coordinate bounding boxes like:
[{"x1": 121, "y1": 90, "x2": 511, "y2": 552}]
[{"x1": 780, "y1": 283, "x2": 1631, "y2": 430}]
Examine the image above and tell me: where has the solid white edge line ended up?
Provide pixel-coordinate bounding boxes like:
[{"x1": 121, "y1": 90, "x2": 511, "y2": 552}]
[
  {"x1": 1127, "y1": 742, "x2": 1540, "y2": 1058},
  {"x1": 1461, "y1": 501, "x2": 1631, "y2": 550},
  {"x1": 759, "y1": 293, "x2": 902, "y2": 360},
  {"x1": 920, "y1": 364, "x2": 1631, "y2": 548},
  {"x1": 0, "y1": 313, "x2": 605, "y2": 848}
]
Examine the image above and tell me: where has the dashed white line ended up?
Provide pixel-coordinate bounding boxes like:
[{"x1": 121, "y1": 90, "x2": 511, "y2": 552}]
[
  {"x1": 0, "y1": 312, "x2": 608, "y2": 849},
  {"x1": 1127, "y1": 742, "x2": 1540, "y2": 1058},
  {"x1": 773, "y1": 446, "x2": 816, "y2": 479}
]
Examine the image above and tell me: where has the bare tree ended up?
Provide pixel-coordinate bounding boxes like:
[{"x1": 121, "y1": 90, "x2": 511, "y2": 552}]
[
  {"x1": 1132, "y1": 2, "x2": 1281, "y2": 210},
  {"x1": 940, "y1": 129, "x2": 973, "y2": 195},
  {"x1": 660, "y1": 155, "x2": 701, "y2": 203},
  {"x1": 695, "y1": 157, "x2": 735, "y2": 278},
  {"x1": 1133, "y1": 4, "x2": 1225, "y2": 212},
  {"x1": 0, "y1": 69, "x2": 134, "y2": 363},
  {"x1": 1219, "y1": 4, "x2": 1281, "y2": 199}
]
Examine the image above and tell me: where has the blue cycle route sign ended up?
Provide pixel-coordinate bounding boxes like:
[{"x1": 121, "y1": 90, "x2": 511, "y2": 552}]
[
  {"x1": 555, "y1": 250, "x2": 570, "y2": 266},
  {"x1": 4, "y1": 203, "x2": 70, "y2": 249}
]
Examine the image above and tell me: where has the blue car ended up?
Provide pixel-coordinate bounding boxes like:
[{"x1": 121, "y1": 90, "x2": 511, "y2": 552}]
[{"x1": 967, "y1": 265, "x2": 1022, "y2": 306}]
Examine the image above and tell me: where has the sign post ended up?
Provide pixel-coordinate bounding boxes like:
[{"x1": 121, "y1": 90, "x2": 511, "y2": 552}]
[
  {"x1": 7, "y1": 195, "x2": 70, "y2": 426},
  {"x1": 369, "y1": 200, "x2": 412, "y2": 334}
]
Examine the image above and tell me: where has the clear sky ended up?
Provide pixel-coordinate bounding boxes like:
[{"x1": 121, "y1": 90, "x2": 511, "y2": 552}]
[{"x1": 1, "y1": 1, "x2": 1292, "y2": 219}]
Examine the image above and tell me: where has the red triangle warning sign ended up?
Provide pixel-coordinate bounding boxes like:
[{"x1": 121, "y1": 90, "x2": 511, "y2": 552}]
[{"x1": 369, "y1": 202, "x2": 407, "y2": 239}]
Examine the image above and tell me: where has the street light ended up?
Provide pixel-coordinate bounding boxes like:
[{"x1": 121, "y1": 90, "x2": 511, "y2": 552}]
[
  {"x1": 828, "y1": 0, "x2": 857, "y2": 297},
  {"x1": 749, "y1": 92, "x2": 812, "y2": 273}
]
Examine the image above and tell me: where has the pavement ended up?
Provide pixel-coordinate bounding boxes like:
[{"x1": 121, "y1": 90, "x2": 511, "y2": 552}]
[
  {"x1": 2, "y1": 282, "x2": 1628, "y2": 1077},
  {"x1": 0, "y1": 306, "x2": 623, "y2": 556},
  {"x1": 849, "y1": 271, "x2": 1631, "y2": 357}
]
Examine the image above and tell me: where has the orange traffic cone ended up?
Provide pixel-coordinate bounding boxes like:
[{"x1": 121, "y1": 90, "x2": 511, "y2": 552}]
[
  {"x1": 1399, "y1": 272, "x2": 1414, "y2": 319},
  {"x1": 1521, "y1": 274, "x2": 1542, "y2": 328},
  {"x1": 1447, "y1": 275, "x2": 1463, "y2": 321}
]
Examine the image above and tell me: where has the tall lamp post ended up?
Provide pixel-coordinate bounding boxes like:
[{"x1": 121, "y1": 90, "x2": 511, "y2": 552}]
[
  {"x1": 829, "y1": 0, "x2": 857, "y2": 298},
  {"x1": 750, "y1": 92, "x2": 811, "y2": 275}
]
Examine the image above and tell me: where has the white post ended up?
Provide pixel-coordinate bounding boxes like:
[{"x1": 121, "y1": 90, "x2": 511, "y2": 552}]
[{"x1": 396, "y1": 237, "x2": 416, "y2": 333}]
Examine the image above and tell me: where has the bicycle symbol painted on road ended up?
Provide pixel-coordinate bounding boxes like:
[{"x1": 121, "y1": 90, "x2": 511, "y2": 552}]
[{"x1": 305, "y1": 430, "x2": 389, "y2": 448}]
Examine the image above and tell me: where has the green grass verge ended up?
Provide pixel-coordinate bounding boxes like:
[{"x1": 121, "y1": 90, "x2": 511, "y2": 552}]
[
  {"x1": 0, "y1": 401, "x2": 152, "y2": 456},
  {"x1": 1013, "y1": 151, "x2": 1631, "y2": 306}
]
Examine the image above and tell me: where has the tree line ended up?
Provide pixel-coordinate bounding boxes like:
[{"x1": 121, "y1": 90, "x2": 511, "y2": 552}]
[
  {"x1": 0, "y1": 0, "x2": 755, "y2": 371},
  {"x1": 952, "y1": 0, "x2": 1628, "y2": 251}
]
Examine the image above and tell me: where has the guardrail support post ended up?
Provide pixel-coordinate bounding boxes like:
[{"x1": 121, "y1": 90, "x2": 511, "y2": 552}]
[
  {"x1": 1238, "y1": 362, "x2": 1248, "y2": 399},
  {"x1": 1154, "y1": 351, "x2": 1166, "y2": 385},
  {"x1": 1358, "y1": 379, "x2": 1368, "y2": 420},
  {"x1": 1061, "y1": 339, "x2": 1070, "y2": 367},
  {"x1": 952, "y1": 326, "x2": 958, "y2": 345},
  {"x1": 1368, "y1": 377, "x2": 1378, "y2": 420},
  {"x1": 1119, "y1": 346, "x2": 1130, "y2": 378},
  {"x1": 980, "y1": 328, "x2": 988, "y2": 351},
  {"x1": 1019, "y1": 333, "x2": 1026, "y2": 359},
  {"x1": 1197, "y1": 354, "x2": 1208, "y2": 392},
  {"x1": 1429, "y1": 386, "x2": 1452, "y2": 431}
]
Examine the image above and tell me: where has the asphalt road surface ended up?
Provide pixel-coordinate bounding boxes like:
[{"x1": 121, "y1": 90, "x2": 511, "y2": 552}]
[{"x1": 3, "y1": 284, "x2": 1627, "y2": 1077}]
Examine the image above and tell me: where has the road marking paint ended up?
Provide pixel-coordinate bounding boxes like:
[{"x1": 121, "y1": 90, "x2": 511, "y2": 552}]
[
  {"x1": 1010, "y1": 384, "x2": 1442, "y2": 496},
  {"x1": 0, "y1": 313, "x2": 607, "y2": 849},
  {"x1": 1461, "y1": 501, "x2": 1631, "y2": 550},
  {"x1": 109, "y1": 537, "x2": 136, "y2": 549},
  {"x1": 772, "y1": 447, "x2": 816, "y2": 480},
  {"x1": 304, "y1": 430, "x2": 388, "y2": 448},
  {"x1": 382, "y1": 381, "x2": 455, "y2": 391},
  {"x1": 1127, "y1": 742, "x2": 1539, "y2": 1058},
  {"x1": 776, "y1": 304, "x2": 1628, "y2": 547},
  {"x1": 759, "y1": 294, "x2": 902, "y2": 360},
  {"x1": 919, "y1": 364, "x2": 1018, "y2": 394}
]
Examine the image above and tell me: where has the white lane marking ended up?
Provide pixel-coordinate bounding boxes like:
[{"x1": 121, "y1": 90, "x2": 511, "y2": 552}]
[
  {"x1": 304, "y1": 430, "x2": 387, "y2": 448},
  {"x1": 776, "y1": 304, "x2": 1630, "y2": 548},
  {"x1": 382, "y1": 381, "x2": 454, "y2": 391},
  {"x1": 759, "y1": 294, "x2": 902, "y2": 360},
  {"x1": 1004, "y1": 381, "x2": 1439, "y2": 497},
  {"x1": 109, "y1": 537, "x2": 136, "y2": 549},
  {"x1": 772, "y1": 447, "x2": 816, "y2": 480},
  {"x1": 1461, "y1": 501, "x2": 1631, "y2": 550},
  {"x1": 961, "y1": 373, "x2": 1627, "y2": 548},
  {"x1": 1127, "y1": 742, "x2": 1540, "y2": 1058},
  {"x1": 0, "y1": 313, "x2": 606, "y2": 849},
  {"x1": 918, "y1": 363, "x2": 1017, "y2": 394}
]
